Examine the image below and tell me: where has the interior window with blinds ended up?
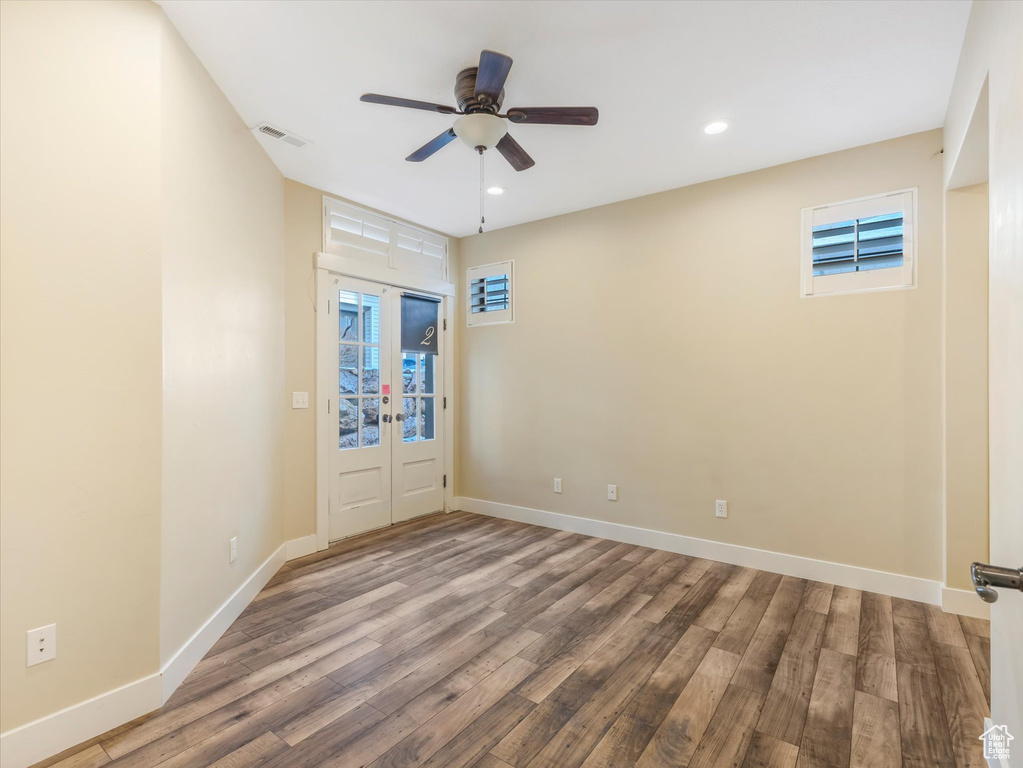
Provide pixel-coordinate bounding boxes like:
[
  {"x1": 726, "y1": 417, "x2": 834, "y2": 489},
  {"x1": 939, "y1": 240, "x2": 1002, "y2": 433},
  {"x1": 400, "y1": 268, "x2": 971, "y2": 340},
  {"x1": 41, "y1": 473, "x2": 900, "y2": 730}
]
[
  {"x1": 466, "y1": 261, "x2": 514, "y2": 326},
  {"x1": 801, "y1": 189, "x2": 915, "y2": 297}
]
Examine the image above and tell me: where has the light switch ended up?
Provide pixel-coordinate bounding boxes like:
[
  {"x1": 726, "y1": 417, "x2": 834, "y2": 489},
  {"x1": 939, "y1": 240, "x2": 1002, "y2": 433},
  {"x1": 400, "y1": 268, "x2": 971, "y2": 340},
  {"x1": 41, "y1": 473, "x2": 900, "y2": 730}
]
[{"x1": 292, "y1": 392, "x2": 309, "y2": 409}]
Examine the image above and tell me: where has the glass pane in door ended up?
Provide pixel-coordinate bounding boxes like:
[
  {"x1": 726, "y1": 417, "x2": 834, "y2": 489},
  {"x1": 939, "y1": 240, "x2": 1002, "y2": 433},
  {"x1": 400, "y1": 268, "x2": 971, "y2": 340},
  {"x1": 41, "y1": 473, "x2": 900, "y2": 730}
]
[
  {"x1": 338, "y1": 288, "x2": 383, "y2": 451},
  {"x1": 419, "y1": 354, "x2": 435, "y2": 394},
  {"x1": 362, "y1": 294, "x2": 380, "y2": 343},
  {"x1": 339, "y1": 398, "x2": 359, "y2": 449},
  {"x1": 402, "y1": 354, "x2": 417, "y2": 394},
  {"x1": 361, "y1": 398, "x2": 380, "y2": 447},
  {"x1": 340, "y1": 345, "x2": 358, "y2": 395},
  {"x1": 362, "y1": 348, "x2": 380, "y2": 394},
  {"x1": 402, "y1": 398, "x2": 417, "y2": 442},
  {"x1": 420, "y1": 396, "x2": 435, "y2": 441},
  {"x1": 339, "y1": 290, "x2": 359, "y2": 341},
  {"x1": 398, "y1": 295, "x2": 439, "y2": 442}
]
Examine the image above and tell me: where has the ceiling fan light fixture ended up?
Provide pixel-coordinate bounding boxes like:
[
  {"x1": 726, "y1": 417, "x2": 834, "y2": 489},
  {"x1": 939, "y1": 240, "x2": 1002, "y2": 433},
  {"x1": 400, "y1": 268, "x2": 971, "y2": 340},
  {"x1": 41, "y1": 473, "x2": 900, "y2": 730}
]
[
  {"x1": 702, "y1": 120, "x2": 730, "y2": 135},
  {"x1": 453, "y1": 113, "x2": 508, "y2": 150},
  {"x1": 361, "y1": 49, "x2": 597, "y2": 231}
]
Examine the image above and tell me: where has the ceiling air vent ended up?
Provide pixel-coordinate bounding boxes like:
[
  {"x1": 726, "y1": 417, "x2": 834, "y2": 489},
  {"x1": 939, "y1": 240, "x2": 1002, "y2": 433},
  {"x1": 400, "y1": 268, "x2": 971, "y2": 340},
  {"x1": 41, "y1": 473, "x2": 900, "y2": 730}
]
[{"x1": 253, "y1": 122, "x2": 309, "y2": 148}]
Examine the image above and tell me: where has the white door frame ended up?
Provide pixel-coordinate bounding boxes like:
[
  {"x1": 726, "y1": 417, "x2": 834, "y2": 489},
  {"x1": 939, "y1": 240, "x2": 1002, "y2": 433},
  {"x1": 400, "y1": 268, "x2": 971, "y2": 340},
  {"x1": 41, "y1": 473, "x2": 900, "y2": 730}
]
[{"x1": 315, "y1": 251, "x2": 456, "y2": 551}]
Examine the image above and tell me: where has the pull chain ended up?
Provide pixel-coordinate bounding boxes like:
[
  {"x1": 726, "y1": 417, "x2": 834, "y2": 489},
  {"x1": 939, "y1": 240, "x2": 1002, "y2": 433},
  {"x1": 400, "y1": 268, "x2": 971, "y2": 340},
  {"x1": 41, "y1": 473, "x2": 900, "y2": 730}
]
[{"x1": 478, "y1": 146, "x2": 486, "y2": 234}]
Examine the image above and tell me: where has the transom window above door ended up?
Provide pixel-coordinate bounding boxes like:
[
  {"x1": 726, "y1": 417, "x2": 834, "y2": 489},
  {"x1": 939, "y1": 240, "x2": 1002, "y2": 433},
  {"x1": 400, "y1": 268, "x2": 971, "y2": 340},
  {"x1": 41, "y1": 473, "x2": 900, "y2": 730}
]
[{"x1": 323, "y1": 197, "x2": 449, "y2": 282}]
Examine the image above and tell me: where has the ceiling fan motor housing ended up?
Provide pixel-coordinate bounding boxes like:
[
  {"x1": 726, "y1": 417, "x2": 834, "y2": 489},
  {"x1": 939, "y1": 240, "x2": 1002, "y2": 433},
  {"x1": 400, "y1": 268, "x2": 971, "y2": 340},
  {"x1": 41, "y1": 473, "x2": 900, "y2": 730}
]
[{"x1": 455, "y1": 67, "x2": 504, "y2": 114}]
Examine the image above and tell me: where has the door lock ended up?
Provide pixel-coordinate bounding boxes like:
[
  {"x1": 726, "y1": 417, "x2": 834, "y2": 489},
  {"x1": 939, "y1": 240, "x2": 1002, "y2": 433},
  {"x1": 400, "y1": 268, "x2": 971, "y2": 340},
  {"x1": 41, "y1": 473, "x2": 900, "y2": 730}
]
[{"x1": 971, "y1": 562, "x2": 1023, "y2": 603}]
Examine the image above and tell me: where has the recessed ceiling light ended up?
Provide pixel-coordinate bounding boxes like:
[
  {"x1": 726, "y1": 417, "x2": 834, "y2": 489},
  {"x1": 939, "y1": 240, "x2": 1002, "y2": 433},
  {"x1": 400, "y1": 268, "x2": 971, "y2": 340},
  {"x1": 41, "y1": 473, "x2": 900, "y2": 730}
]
[
  {"x1": 702, "y1": 120, "x2": 730, "y2": 135},
  {"x1": 487, "y1": 186, "x2": 505, "y2": 195}
]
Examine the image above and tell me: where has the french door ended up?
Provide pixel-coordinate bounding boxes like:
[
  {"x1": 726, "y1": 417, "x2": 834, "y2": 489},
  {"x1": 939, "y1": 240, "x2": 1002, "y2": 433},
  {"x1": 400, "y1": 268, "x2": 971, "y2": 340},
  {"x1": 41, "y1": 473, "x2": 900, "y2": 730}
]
[{"x1": 323, "y1": 275, "x2": 445, "y2": 542}]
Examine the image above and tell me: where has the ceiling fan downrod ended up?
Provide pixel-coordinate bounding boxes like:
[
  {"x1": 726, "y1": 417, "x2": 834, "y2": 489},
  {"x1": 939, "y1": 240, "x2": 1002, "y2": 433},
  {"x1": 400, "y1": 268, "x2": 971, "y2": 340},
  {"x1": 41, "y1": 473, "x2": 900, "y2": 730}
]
[{"x1": 478, "y1": 146, "x2": 486, "y2": 234}]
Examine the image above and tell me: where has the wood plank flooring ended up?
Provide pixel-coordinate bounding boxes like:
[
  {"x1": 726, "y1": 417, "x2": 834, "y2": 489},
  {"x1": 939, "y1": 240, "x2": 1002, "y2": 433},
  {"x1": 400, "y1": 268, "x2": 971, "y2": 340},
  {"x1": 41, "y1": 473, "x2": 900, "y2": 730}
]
[{"x1": 35, "y1": 512, "x2": 991, "y2": 768}]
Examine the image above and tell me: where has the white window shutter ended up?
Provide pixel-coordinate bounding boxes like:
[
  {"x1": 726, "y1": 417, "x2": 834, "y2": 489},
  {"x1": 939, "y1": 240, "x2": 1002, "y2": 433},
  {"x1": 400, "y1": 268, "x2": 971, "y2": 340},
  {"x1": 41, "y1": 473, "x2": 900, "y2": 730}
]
[
  {"x1": 466, "y1": 261, "x2": 514, "y2": 326},
  {"x1": 322, "y1": 197, "x2": 449, "y2": 282},
  {"x1": 393, "y1": 223, "x2": 448, "y2": 279},
  {"x1": 801, "y1": 189, "x2": 916, "y2": 297}
]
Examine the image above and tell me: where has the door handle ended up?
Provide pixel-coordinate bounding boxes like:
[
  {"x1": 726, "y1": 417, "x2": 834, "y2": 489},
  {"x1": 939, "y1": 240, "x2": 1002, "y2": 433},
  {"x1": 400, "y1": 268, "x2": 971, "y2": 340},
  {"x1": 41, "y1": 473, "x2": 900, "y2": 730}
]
[
  {"x1": 382, "y1": 414, "x2": 392, "y2": 423},
  {"x1": 394, "y1": 413, "x2": 404, "y2": 422},
  {"x1": 971, "y1": 561, "x2": 1023, "y2": 603}
]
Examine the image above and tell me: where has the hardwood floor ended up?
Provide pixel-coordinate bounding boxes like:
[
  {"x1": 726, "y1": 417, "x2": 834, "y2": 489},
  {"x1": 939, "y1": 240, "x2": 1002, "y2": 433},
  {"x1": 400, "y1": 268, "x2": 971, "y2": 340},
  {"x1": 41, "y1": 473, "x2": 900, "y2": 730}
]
[{"x1": 35, "y1": 512, "x2": 991, "y2": 768}]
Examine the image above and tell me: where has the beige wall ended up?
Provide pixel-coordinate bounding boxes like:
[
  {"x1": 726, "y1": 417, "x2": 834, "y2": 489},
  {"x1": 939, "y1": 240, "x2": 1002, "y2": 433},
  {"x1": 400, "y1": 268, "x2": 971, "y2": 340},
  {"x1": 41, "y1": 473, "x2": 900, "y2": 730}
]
[
  {"x1": 159, "y1": 18, "x2": 286, "y2": 664},
  {"x1": 281, "y1": 180, "x2": 461, "y2": 541},
  {"x1": 459, "y1": 130, "x2": 947, "y2": 582},
  {"x1": 0, "y1": 0, "x2": 164, "y2": 731},
  {"x1": 283, "y1": 181, "x2": 321, "y2": 540},
  {"x1": 943, "y1": 184, "x2": 988, "y2": 591},
  {"x1": 944, "y1": 0, "x2": 1023, "y2": 738},
  {"x1": 0, "y1": 0, "x2": 287, "y2": 739}
]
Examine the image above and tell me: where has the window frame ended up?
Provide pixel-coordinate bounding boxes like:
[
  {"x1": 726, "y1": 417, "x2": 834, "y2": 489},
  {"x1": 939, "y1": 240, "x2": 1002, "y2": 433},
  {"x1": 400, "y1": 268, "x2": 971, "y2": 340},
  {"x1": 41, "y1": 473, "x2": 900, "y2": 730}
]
[
  {"x1": 466, "y1": 261, "x2": 514, "y2": 327},
  {"x1": 322, "y1": 196, "x2": 449, "y2": 282},
  {"x1": 800, "y1": 188, "x2": 917, "y2": 298}
]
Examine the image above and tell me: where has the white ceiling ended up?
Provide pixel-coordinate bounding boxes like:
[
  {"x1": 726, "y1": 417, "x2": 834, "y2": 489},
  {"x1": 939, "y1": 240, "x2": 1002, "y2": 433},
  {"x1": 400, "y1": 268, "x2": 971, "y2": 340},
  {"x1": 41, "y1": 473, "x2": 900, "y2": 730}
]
[{"x1": 158, "y1": 0, "x2": 970, "y2": 238}]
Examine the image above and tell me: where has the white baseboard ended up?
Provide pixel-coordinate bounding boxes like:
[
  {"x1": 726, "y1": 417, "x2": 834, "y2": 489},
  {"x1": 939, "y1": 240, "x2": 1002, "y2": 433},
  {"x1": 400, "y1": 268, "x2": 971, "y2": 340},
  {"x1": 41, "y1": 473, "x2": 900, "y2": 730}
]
[
  {"x1": 455, "y1": 496, "x2": 945, "y2": 606},
  {"x1": 942, "y1": 587, "x2": 990, "y2": 620},
  {"x1": 159, "y1": 539, "x2": 292, "y2": 701},
  {"x1": 286, "y1": 533, "x2": 319, "y2": 561},
  {"x1": 0, "y1": 673, "x2": 161, "y2": 768},
  {"x1": 0, "y1": 534, "x2": 312, "y2": 768}
]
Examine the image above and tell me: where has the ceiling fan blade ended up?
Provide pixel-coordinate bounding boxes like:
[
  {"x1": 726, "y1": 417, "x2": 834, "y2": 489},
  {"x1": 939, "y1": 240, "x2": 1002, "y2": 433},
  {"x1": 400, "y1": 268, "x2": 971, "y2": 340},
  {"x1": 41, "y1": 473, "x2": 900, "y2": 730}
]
[
  {"x1": 505, "y1": 107, "x2": 599, "y2": 126},
  {"x1": 361, "y1": 93, "x2": 458, "y2": 115},
  {"x1": 406, "y1": 128, "x2": 458, "y2": 162},
  {"x1": 474, "y1": 50, "x2": 513, "y2": 104},
  {"x1": 495, "y1": 132, "x2": 535, "y2": 172}
]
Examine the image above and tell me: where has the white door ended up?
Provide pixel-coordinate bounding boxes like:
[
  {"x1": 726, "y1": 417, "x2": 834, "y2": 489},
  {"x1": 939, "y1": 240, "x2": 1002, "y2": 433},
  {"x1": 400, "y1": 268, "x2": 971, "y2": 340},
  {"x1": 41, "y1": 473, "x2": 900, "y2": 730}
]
[
  {"x1": 391, "y1": 292, "x2": 445, "y2": 523},
  {"x1": 323, "y1": 276, "x2": 445, "y2": 542},
  {"x1": 987, "y1": 72, "x2": 1023, "y2": 752},
  {"x1": 327, "y1": 277, "x2": 392, "y2": 541}
]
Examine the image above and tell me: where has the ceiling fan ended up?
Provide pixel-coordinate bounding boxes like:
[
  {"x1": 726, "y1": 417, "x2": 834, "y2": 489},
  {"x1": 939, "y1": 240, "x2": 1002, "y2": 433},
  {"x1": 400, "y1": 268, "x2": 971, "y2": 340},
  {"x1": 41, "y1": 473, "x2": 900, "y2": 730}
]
[{"x1": 360, "y1": 50, "x2": 599, "y2": 172}]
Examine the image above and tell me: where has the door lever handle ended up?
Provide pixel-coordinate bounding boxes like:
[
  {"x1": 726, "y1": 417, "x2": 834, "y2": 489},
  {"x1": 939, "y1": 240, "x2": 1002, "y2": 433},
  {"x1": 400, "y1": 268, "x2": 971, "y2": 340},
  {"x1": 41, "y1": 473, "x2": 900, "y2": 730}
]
[
  {"x1": 382, "y1": 414, "x2": 392, "y2": 423},
  {"x1": 971, "y1": 562, "x2": 1023, "y2": 603}
]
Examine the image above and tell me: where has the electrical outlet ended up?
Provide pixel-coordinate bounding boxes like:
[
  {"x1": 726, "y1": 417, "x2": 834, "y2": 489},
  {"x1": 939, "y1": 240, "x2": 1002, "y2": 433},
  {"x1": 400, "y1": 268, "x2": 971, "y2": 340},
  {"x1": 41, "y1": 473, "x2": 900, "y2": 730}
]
[
  {"x1": 292, "y1": 392, "x2": 309, "y2": 409},
  {"x1": 554, "y1": 477, "x2": 562, "y2": 494},
  {"x1": 230, "y1": 536, "x2": 238, "y2": 563},
  {"x1": 27, "y1": 624, "x2": 56, "y2": 667},
  {"x1": 607, "y1": 484, "x2": 618, "y2": 501},
  {"x1": 715, "y1": 500, "x2": 728, "y2": 518}
]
